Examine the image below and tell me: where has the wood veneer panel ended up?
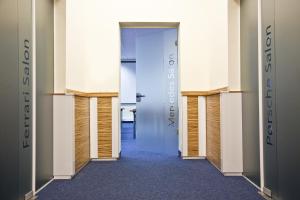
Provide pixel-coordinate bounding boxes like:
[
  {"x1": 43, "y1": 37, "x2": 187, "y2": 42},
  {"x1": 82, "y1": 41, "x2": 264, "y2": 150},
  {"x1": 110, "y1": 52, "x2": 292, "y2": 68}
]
[
  {"x1": 83, "y1": 92, "x2": 118, "y2": 97},
  {"x1": 75, "y1": 96, "x2": 90, "y2": 172},
  {"x1": 65, "y1": 89, "x2": 118, "y2": 97},
  {"x1": 187, "y1": 96, "x2": 199, "y2": 156},
  {"x1": 98, "y1": 97, "x2": 112, "y2": 158},
  {"x1": 206, "y1": 94, "x2": 221, "y2": 169},
  {"x1": 181, "y1": 87, "x2": 228, "y2": 96}
]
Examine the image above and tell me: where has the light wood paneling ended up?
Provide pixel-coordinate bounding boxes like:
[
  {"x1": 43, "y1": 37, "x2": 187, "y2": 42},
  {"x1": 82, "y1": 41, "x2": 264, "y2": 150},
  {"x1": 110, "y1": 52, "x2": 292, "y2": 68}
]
[
  {"x1": 75, "y1": 96, "x2": 90, "y2": 172},
  {"x1": 206, "y1": 94, "x2": 221, "y2": 169},
  {"x1": 187, "y1": 96, "x2": 199, "y2": 156},
  {"x1": 98, "y1": 97, "x2": 112, "y2": 158},
  {"x1": 181, "y1": 87, "x2": 228, "y2": 96},
  {"x1": 82, "y1": 92, "x2": 118, "y2": 97},
  {"x1": 66, "y1": 89, "x2": 118, "y2": 97}
]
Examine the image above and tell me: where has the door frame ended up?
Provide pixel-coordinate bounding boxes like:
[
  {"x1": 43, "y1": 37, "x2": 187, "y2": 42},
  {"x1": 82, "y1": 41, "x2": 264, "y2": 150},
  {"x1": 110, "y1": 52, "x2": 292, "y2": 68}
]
[{"x1": 118, "y1": 22, "x2": 182, "y2": 156}]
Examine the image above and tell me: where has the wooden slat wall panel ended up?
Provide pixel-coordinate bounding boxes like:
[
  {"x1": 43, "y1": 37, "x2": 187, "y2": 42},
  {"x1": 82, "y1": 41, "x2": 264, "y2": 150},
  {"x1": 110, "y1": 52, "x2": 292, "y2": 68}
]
[
  {"x1": 75, "y1": 96, "x2": 90, "y2": 172},
  {"x1": 98, "y1": 97, "x2": 112, "y2": 158},
  {"x1": 187, "y1": 96, "x2": 199, "y2": 156},
  {"x1": 206, "y1": 94, "x2": 221, "y2": 169}
]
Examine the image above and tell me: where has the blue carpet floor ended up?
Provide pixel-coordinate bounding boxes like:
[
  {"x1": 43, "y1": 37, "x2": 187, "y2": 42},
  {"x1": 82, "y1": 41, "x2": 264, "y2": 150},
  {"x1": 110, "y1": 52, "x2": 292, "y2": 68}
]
[{"x1": 38, "y1": 123, "x2": 263, "y2": 200}]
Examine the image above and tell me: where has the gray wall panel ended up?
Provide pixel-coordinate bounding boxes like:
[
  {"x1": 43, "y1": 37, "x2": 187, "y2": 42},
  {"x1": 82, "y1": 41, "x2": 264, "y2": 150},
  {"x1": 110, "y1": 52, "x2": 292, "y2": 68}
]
[
  {"x1": 275, "y1": 0, "x2": 300, "y2": 199},
  {"x1": 240, "y1": 0, "x2": 261, "y2": 186},
  {"x1": 36, "y1": 0, "x2": 54, "y2": 190},
  {"x1": 18, "y1": 0, "x2": 33, "y2": 198},
  {"x1": 261, "y1": 0, "x2": 278, "y2": 198},
  {"x1": 262, "y1": 1, "x2": 300, "y2": 199},
  {"x1": 0, "y1": 0, "x2": 33, "y2": 199},
  {"x1": 0, "y1": 1, "x2": 20, "y2": 199}
]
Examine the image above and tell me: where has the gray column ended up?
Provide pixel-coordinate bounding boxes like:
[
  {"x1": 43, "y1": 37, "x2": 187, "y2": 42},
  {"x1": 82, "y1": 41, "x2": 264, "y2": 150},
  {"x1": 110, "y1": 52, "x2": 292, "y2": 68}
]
[
  {"x1": 35, "y1": 0, "x2": 54, "y2": 190},
  {"x1": 240, "y1": 0, "x2": 261, "y2": 186},
  {"x1": 0, "y1": 0, "x2": 33, "y2": 199}
]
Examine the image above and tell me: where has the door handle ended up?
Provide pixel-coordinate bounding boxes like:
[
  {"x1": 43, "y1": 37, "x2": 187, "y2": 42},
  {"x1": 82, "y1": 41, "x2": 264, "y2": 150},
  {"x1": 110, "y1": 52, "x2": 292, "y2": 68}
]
[
  {"x1": 136, "y1": 93, "x2": 146, "y2": 102},
  {"x1": 136, "y1": 93, "x2": 146, "y2": 98}
]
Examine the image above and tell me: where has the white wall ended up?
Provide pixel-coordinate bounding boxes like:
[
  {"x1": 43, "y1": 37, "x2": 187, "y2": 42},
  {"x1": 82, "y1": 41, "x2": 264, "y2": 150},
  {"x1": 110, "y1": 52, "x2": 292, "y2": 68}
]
[
  {"x1": 120, "y1": 63, "x2": 136, "y2": 103},
  {"x1": 54, "y1": 0, "x2": 66, "y2": 93},
  {"x1": 90, "y1": 97, "x2": 98, "y2": 159},
  {"x1": 220, "y1": 92, "x2": 243, "y2": 174},
  {"x1": 209, "y1": 0, "x2": 241, "y2": 90},
  {"x1": 53, "y1": 0, "x2": 242, "y2": 161},
  {"x1": 53, "y1": 95, "x2": 75, "y2": 178},
  {"x1": 55, "y1": 0, "x2": 234, "y2": 92},
  {"x1": 208, "y1": 0, "x2": 229, "y2": 89},
  {"x1": 228, "y1": 0, "x2": 241, "y2": 90}
]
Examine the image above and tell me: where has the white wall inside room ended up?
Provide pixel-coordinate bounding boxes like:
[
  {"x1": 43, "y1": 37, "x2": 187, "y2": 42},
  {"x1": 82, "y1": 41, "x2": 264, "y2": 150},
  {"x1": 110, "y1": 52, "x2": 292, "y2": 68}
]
[
  {"x1": 120, "y1": 63, "x2": 136, "y2": 103},
  {"x1": 120, "y1": 28, "x2": 137, "y2": 122},
  {"x1": 55, "y1": 0, "x2": 237, "y2": 92}
]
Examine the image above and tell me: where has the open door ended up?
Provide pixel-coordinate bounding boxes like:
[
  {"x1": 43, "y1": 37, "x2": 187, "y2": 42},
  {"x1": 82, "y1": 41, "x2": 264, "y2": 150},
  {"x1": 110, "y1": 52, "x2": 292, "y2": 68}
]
[{"x1": 136, "y1": 28, "x2": 178, "y2": 155}]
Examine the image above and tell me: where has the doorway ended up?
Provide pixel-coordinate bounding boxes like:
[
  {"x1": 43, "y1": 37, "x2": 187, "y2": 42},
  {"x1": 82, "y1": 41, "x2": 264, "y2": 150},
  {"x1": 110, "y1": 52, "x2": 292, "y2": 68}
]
[{"x1": 120, "y1": 28, "x2": 179, "y2": 157}]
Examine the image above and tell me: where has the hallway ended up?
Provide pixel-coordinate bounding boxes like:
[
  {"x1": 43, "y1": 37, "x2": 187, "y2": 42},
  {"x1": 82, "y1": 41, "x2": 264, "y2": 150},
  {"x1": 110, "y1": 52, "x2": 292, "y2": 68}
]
[
  {"x1": 2, "y1": 1, "x2": 300, "y2": 199},
  {"x1": 38, "y1": 123, "x2": 263, "y2": 200}
]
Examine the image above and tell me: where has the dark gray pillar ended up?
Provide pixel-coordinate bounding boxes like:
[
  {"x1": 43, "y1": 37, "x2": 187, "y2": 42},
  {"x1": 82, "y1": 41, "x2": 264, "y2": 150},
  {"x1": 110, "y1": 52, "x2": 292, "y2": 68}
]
[
  {"x1": 0, "y1": 1, "x2": 20, "y2": 199},
  {"x1": 261, "y1": 0, "x2": 278, "y2": 198},
  {"x1": 262, "y1": 0, "x2": 300, "y2": 199},
  {"x1": 0, "y1": 0, "x2": 33, "y2": 199},
  {"x1": 275, "y1": 0, "x2": 300, "y2": 197},
  {"x1": 18, "y1": 0, "x2": 33, "y2": 199},
  {"x1": 240, "y1": 0, "x2": 261, "y2": 186},
  {"x1": 35, "y1": 0, "x2": 54, "y2": 190}
]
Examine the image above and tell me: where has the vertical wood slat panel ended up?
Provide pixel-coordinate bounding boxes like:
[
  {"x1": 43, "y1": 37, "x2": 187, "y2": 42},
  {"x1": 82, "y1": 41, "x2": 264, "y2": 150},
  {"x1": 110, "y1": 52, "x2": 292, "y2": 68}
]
[
  {"x1": 75, "y1": 96, "x2": 90, "y2": 172},
  {"x1": 206, "y1": 94, "x2": 221, "y2": 169},
  {"x1": 187, "y1": 96, "x2": 199, "y2": 156},
  {"x1": 98, "y1": 97, "x2": 112, "y2": 158}
]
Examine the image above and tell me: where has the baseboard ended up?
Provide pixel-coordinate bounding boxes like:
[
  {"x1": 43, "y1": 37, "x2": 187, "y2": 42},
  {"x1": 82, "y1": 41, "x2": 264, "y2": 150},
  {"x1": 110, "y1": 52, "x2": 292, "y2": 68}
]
[
  {"x1": 28, "y1": 193, "x2": 38, "y2": 200},
  {"x1": 35, "y1": 178, "x2": 54, "y2": 194},
  {"x1": 242, "y1": 175, "x2": 261, "y2": 191},
  {"x1": 182, "y1": 156, "x2": 206, "y2": 160},
  {"x1": 53, "y1": 175, "x2": 72, "y2": 180},
  {"x1": 206, "y1": 160, "x2": 242, "y2": 177},
  {"x1": 223, "y1": 172, "x2": 243, "y2": 176},
  {"x1": 25, "y1": 191, "x2": 33, "y2": 200},
  {"x1": 92, "y1": 158, "x2": 118, "y2": 161},
  {"x1": 207, "y1": 159, "x2": 223, "y2": 174},
  {"x1": 258, "y1": 191, "x2": 272, "y2": 200},
  {"x1": 74, "y1": 160, "x2": 90, "y2": 176}
]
